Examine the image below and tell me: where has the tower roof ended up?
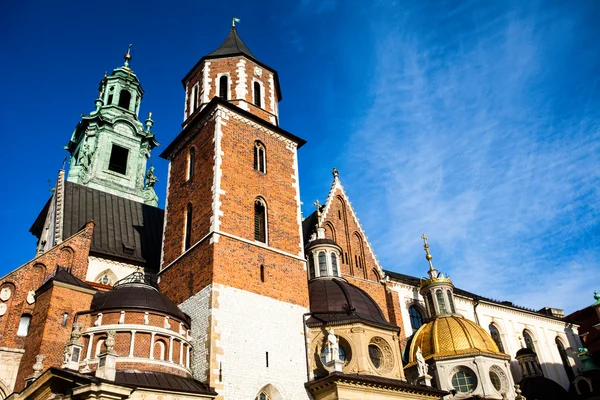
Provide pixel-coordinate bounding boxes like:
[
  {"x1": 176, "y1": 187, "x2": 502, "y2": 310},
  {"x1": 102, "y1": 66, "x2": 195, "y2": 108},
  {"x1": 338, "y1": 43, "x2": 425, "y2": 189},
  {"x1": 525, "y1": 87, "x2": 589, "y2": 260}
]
[{"x1": 206, "y1": 26, "x2": 255, "y2": 59}]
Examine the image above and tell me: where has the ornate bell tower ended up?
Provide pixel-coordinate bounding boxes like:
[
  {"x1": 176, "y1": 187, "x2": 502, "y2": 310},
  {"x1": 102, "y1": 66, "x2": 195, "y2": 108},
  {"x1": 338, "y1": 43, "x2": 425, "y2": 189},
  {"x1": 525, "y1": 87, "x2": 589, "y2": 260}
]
[
  {"x1": 65, "y1": 46, "x2": 160, "y2": 206},
  {"x1": 159, "y1": 23, "x2": 309, "y2": 399}
]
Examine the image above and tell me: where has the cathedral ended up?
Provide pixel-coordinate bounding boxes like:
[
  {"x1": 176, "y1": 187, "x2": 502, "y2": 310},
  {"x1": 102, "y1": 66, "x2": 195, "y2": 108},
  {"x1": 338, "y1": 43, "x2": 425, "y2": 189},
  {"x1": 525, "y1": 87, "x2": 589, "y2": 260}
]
[{"x1": 0, "y1": 24, "x2": 596, "y2": 400}]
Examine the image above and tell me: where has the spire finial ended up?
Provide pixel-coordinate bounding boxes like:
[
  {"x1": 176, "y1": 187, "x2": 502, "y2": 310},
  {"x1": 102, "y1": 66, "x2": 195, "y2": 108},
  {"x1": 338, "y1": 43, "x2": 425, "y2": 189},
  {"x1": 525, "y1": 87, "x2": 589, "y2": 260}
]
[
  {"x1": 232, "y1": 16, "x2": 240, "y2": 27},
  {"x1": 421, "y1": 234, "x2": 437, "y2": 277},
  {"x1": 332, "y1": 168, "x2": 339, "y2": 178},
  {"x1": 124, "y1": 44, "x2": 132, "y2": 67}
]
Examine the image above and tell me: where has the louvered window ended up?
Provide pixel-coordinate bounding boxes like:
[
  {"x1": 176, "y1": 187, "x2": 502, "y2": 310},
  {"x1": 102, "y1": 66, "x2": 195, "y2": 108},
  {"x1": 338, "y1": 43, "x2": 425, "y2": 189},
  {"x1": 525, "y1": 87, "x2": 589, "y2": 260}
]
[
  {"x1": 219, "y1": 76, "x2": 228, "y2": 100},
  {"x1": 254, "y1": 199, "x2": 266, "y2": 243}
]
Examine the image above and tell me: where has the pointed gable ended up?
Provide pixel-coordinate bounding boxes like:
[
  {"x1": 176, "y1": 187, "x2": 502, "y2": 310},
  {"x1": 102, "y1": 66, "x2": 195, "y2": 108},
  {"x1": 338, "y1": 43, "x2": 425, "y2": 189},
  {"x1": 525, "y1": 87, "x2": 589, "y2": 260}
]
[{"x1": 317, "y1": 171, "x2": 385, "y2": 283}]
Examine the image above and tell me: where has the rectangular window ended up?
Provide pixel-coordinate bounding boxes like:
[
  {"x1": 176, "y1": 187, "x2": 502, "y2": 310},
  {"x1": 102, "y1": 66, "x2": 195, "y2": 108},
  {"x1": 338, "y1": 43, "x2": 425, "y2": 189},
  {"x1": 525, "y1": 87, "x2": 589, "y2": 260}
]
[{"x1": 108, "y1": 144, "x2": 129, "y2": 174}]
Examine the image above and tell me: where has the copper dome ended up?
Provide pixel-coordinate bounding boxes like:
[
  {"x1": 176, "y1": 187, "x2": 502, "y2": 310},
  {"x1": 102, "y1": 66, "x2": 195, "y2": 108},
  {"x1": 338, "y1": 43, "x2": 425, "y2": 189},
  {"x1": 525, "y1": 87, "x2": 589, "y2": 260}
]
[{"x1": 307, "y1": 277, "x2": 398, "y2": 330}]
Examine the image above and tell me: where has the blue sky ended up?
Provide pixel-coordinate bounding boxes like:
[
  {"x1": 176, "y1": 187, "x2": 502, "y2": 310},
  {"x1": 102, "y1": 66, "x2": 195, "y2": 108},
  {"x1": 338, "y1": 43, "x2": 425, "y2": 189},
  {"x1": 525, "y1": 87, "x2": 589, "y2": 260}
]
[{"x1": 1, "y1": 1, "x2": 598, "y2": 313}]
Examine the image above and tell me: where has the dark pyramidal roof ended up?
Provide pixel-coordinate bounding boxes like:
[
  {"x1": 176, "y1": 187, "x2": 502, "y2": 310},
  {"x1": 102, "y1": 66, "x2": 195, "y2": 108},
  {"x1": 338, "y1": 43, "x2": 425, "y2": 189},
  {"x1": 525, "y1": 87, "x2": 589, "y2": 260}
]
[{"x1": 206, "y1": 26, "x2": 255, "y2": 59}]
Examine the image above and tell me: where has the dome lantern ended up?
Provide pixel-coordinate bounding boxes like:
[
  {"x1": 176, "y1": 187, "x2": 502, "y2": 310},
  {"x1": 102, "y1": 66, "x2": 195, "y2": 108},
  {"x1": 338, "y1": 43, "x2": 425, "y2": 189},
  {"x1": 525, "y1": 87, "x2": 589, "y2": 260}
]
[{"x1": 418, "y1": 234, "x2": 457, "y2": 318}]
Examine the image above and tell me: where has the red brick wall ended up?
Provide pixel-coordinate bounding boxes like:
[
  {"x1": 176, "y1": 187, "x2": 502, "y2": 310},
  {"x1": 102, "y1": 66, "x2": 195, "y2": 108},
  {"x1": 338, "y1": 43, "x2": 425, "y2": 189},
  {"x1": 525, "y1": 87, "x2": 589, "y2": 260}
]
[
  {"x1": 14, "y1": 284, "x2": 94, "y2": 391},
  {"x1": 0, "y1": 222, "x2": 94, "y2": 351}
]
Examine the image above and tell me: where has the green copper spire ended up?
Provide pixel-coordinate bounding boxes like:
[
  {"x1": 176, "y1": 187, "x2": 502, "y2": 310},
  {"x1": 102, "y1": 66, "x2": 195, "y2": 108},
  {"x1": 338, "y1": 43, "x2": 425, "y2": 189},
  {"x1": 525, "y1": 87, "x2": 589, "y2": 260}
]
[
  {"x1": 594, "y1": 291, "x2": 600, "y2": 307},
  {"x1": 64, "y1": 48, "x2": 159, "y2": 206}
]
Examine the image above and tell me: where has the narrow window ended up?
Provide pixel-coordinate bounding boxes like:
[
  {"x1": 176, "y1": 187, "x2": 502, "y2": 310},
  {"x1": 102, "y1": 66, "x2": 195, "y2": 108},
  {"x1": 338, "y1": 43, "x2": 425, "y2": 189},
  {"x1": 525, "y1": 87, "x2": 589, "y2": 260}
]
[
  {"x1": 188, "y1": 148, "x2": 195, "y2": 180},
  {"x1": 62, "y1": 312, "x2": 69, "y2": 327},
  {"x1": 254, "y1": 198, "x2": 267, "y2": 243},
  {"x1": 409, "y1": 306, "x2": 424, "y2": 331},
  {"x1": 184, "y1": 203, "x2": 193, "y2": 250},
  {"x1": 523, "y1": 330, "x2": 536, "y2": 352},
  {"x1": 338, "y1": 210, "x2": 342, "y2": 220},
  {"x1": 447, "y1": 290, "x2": 456, "y2": 313},
  {"x1": 254, "y1": 141, "x2": 266, "y2": 173},
  {"x1": 260, "y1": 265, "x2": 265, "y2": 282},
  {"x1": 426, "y1": 292, "x2": 436, "y2": 316},
  {"x1": 345, "y1": 252, "x2": 349, "y2": 265},
  {"x1": 108, "y1": 144, "x2": 129, "y2": 175},
  {"x1": 219, "y1": 76, "x2": 228, "y2": 100},
  {"x1": 17, "y1": 314, "x2": 31, "y2": 336},
  {"x1": 318, "y1": 252, "x2": 327, "y2": 276},
  {"x1": 308, "y1": 256, "x2": 315, "y2": 279},
  {"x1": 436, "y1": 289, "x2": 447, "y2": 314},
  {"x1": 253, "y1": 81, "x2": 261, "y2": 107},
  {"x1": 331, "y1": 253, "x2": 338, "y2": 276},
  {"x1": 265, "y1": 352, "x2": 269, "y2": 367},
  {"x1": 556, "y1": 337, "x2": 575, "y2": 380},
  {"x1": 489, "y1": 324, "x2": 505, "y2": 353},
  {"x1": 192, "y1": 85, "x2": 199, "y2": 112},
  {"x1": 118, "y1": 90, "x2": 131, "y2": 109}
]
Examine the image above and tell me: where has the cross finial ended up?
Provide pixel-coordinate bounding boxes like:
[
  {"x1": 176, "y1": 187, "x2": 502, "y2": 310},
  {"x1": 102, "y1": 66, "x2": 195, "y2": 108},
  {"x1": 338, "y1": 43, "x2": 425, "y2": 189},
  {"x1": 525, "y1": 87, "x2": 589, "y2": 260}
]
[
  {"x1": 124, "y1": 44, "x2": 132, "y2": 67},
  {"x1": 421, "y1": 234, "x2": 436, "y2": 275},
  {"x1": 332, "y1": 168, "x2": 339, "y2": 178}
]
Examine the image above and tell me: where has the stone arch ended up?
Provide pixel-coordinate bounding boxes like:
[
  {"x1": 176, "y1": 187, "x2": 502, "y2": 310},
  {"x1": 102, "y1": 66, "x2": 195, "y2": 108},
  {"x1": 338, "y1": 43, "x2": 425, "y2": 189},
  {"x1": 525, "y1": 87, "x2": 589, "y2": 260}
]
[
  {"x1": 60, "y1": 246, "x2": 75, "y2": 267},
  {"x1": 254, "y1": 384, "x2": 283, "y2": 400}
]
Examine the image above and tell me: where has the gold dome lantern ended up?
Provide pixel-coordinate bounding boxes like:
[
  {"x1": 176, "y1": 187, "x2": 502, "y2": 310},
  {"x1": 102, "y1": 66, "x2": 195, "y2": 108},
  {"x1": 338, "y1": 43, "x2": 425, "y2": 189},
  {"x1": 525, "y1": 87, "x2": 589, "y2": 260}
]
[{"x1": 406, "y1": 314, "x2": 510, "y2": 367}]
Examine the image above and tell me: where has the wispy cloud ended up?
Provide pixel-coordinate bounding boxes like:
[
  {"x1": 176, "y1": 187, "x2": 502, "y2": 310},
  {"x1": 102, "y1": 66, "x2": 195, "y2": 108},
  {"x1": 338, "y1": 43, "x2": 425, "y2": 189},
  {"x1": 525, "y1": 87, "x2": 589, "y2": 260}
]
[{"x1": 342, "y1": 2, "x2": 600, "y2": 313}]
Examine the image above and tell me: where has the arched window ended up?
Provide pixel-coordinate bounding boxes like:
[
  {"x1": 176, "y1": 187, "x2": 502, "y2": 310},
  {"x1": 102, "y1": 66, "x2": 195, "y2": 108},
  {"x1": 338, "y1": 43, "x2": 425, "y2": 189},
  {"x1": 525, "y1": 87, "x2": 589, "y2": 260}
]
[
  {"x1": 254, "y1": 141, "x2": 266, "y2": 173},
  {"x1": 188, "y1": 148, "x2": 195, "y2": 180},
  {"x1": 318, "y1": 252, "x2": 327, "y2": 276},
  {"x1": 523, "y1": 330, "x2": 535, "y2": 352},
  {"x1": 447, "y1": 290, "x2": 456, "y2": 313},
  {"x1": 409, "y1": 305, "x2": 424, "y2": 331},
  {"x1": 253, "y1": 81, "x2": 262, "y2": 107},
  {"x1": 436, "y1": 289, "x2": 447, "y2": 314},
  {"x1": 17, "y1": 314, "x2": 31, "y2": 337},
  {"x1": 489, "y1": 324, "x2": 505, "y2": 353},
  {"x1": 184, "y1": 203, "x2": 193, "y2": 251},
  {"x1": 192, "y1": 85, "x2": 199, "y2": 112},
  {"x1": 426, "y1": 292, "x2": 436, "y2": 317},
  {"x1": 331, "y1": 253, "x2": 338, "y2": 276},
  {"x1": 219, "y1": 76, "x2": 228, "y2": 100},
  {"x1": 154, "y1": 340, "x2": 166, "y2": 361},
  {"x1": 95, "y1": 338, "x2": 106, "y2": 357},
  {"x1": 118, "y1": 90, "x2": 131, "y2": 109},
  {"x1": 254, "y1": 198, "x2": 267, "y2": 243},
  {"x1": 556, "y1": 337, "x2": 575, "y2": 380}
]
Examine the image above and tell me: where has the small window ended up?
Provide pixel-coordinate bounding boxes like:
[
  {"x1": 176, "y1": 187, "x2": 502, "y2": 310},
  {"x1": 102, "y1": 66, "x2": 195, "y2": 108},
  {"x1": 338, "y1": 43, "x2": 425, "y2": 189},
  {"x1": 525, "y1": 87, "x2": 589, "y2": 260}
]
[
  {"x1": 409, "y1": 305, "x2": 423, "y2": 331},
  {"x1": 451, "y1": 368, "x2": 477, "y2": 393},
  {"x1": 436, "y1": 289, "x2": 447, "y2": 314},
  {"x1": 192, "y1": 85, "x2": 199, "y2": 112},
  {"x1": 523, "y1": 330, "x2": 536, "y2": 352},
  {"x1": 318, "y1": 252, "x2": 327, "y2": 276},
  {"x1": 320, "y1": 343, "x2": 347, "y2": 364},
  {"x1": 489, "y1": 370, "x2": 502, "y2": 391},
  {"x1": 489, "y1": 324, "x2": 505, "y2": 353},
  {"x1": 17, "y1": 314, "x2": 31, "y2": 337},
  {"x1": 188, "y1": 148, "x2": 195, "y2": 180},
  {"x1": 107, "y1": 94, "x2": 114, "y2": 105},
  {"x1": 331, "y1": 253, "x2": 338, "y2": 276},
  {"x1": 254, "y1": 141, "x2": 266, "y2": 173},
  {"x1": 108, "y1": 144, "x2": 129, "y2": 175},
  {"x1": 254, "y1": 198, "x2": 267, "y2": 243},
  {"x1": 184, "y1": 204, "x2": 193, "y2": 251},
  {"x1": 368, "y1": 344, "x2": 382, "y2": 368},
  {"x1": 98, "y1": 274, "x2": 111, "y2": 285},
  {"x1": 62, "y1": 312, "x2": 69, "y2": 327},
  {"x1": 253, "y1": 81, "x2": 261, "y2": 107},
  {"x1": 219, "y1": 76, "x2": 228, "y2": 100},
  {"x1": 447, "y1": 290, "x2": 456, "y2": 313},
  {"x1": 308, "y1": 256, "x2": 315, "y2": 279},
  {"x1": 338, "y1": 210, "x2": 342, "y2": 220},
  {"x1": 260, "y1": 265, "x2": 265, "y2": 282},
  {"x1": 426, "y1": 292, "x2": 436, "y2": 316},
  {"x1": 118, "y1": 90, "x2": 131, "y2": 109},
  {"x1": 154, "y1": 340, "x2": 166, "y2": 361}
]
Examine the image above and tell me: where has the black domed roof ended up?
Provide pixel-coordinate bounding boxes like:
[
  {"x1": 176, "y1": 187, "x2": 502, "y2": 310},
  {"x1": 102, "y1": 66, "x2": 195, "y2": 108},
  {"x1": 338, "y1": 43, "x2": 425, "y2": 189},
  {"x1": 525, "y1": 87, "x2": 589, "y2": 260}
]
[
  {"x1": 305, "y1": 238, "x2": 341, "y2": 251},
  {"x1": 90, "y1": 272, "x2": 189, "y2": 324},
  {"x1": 520, "y1": 376, "x2": 568, "y2": 400},
  {"x1": 307, "y1": 277, "x2": 398, "y2": 330},
  {"x1": 516, "y1": 347, "x2": 536, "y2": 357}
]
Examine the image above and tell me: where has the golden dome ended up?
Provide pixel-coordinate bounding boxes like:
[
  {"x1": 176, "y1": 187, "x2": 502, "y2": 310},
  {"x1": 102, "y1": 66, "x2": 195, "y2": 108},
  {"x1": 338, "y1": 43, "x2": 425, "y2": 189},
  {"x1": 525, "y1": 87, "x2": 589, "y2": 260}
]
[{"x1": 406, "y1": 315, "x2": 509, "y2": 367}]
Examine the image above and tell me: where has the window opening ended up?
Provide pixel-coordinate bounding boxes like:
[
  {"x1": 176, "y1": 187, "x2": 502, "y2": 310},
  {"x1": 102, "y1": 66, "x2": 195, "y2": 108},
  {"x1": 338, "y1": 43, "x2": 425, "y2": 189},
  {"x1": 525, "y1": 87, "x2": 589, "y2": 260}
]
[
  {"x1": 409, "y1": 306, "x2": 423, "y2": 331},
  {"x1": 219, "y1": 76, "x2": 228, "y2": 100},
  {"x1": 451, "y1": 369, "x2": 476, "y2": 393},
  {"x1": 447, "y1": 290, "x2": 456, "y2": 313},
  {"x1": 331, "y1": 253, "x2": 338, "y2": 276},
  {"x1": 98, "y1": 274, "x2": 111, "y2": 285},
  {"x1": 489, "y1": 324, "x2": 505, "y2": 353},
  {"x1": 184, "y1": 204, "x2": 193, "y2": 250},
  {"x1": 265, "y1": 351, "x2": 269, "y2": 367},
  {"x1": 254, "y1": 81, "x2": 261, "y2": 107},
  {"x1": 436, "y1": 289, "x2": 448, "y2": 314},
  {"x1": 17, "y1": 314, "x2": 31, "y2": 337},
  {"x1": 260, "y1": 265, "x2": 265, "y2": 282},
  {"x1": 192, "y1": 85, "x2": 198, "y2": 112},
  {"x1": 321, "y1": 343, "x2": 347, "y2": 364},
  {"x1": 254, "y1": 199, "x2": 267, "y2": 243},
  {"x1": 107, "y1": 94, "x2": 114, "y2": 105},
  {"x1": 368, "y1": 344, "x2": 382, "y2": 368},
  {"x1": 556, "y1": 337, "x2": 575, "y2": 380},
  {"x1": 489, "y1": 370, "x2": 502, "y2": 391},
  {"x1": 62, "y1": 312, "x2": 69, "y2": 327},
  {"x1": 254, "y1": 141, "x2": 266, "y2": 173},
  {"x1": 188, "y1": 148, "x2": 195, "y2": 179},
  {"x1": 523, "y1": 330, "x2": 535, "y2": 352},
  {"x1": 108, "y1": 144, "x2": 129, "y2": 175},
  {"x1": 426, "y1": 292, "x2": 436, "y2": 316},
  {"x1": 318, "y1": 252, "x2": 327, "y2": 276},
  {"x1": 338, "y1": 210, "x2": 342, "y2": 220},
  {"x1": 118, "y1": 90, "x2": 131, "y2": 109},
  {"x1": 255, "y1": 392, "x2": 270, "y2": 400}
]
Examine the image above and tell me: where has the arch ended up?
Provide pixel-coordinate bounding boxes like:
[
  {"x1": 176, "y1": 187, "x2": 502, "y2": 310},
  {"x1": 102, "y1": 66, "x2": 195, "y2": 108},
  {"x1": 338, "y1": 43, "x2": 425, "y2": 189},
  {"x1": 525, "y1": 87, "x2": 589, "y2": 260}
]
[
  {"x1": 95, "y1": 338, "x2": 106, "y2": 357},
  {"x1": 254, "y1": 197, "x2": 267, "y2": 243},
  {"x1": 219, "y1": 75, "x2": 228, "y2": 100},
  {"x1": 351, "y1": 231, "x2": 366, "y2": 278},
  {"x1": 187, "y1": 147, "x2": 195, "y2": 180},
  {"x1": 371, "y1": 268, "x2": 381, "y2": 282},
  {"x1": 324, "y1": 222, "x2": 336, "y2": 242},
  {"x1": 556, "y1": 336, "x2": 575, "y2": 381},
  {"x1": 489, "y1": 323, "x2": 505, "y2": 353},
  {"x1": 408, "y1": 305, "x2": 424, "y2": 331},
  {"x1": 184, "y1": 203, "x2": 193, "y2": 250},
  {"x1": 253, "y1": 81, "x2": 262, "y2": 107},
  {"x1": 32, "y1": 263, "x2": 47, "y2": 287},
  {"x1": 60, "y1": 246, "x2": 74, "y2": 267},
  {"x1": 254, "y1": 384, "x2": 283, "y2": 400},
  {"x1": 118, "y1": 89, "x2": 131, "y2": 109},
  {"x1": 318, "y1": 252, "x2": 327, "y2": 276},
  {"x1": 254, "y1": 141, "x2": 266, "y2": 173},
  {"x1": 154, "y1": 339, "x2": 167, "y2": 361},
  {"x1": 523, "y1": 329, "x2": 536, "y2": 353},
  {"x1": 94, "y1": 269, "x2": 117, "y2": 286}
]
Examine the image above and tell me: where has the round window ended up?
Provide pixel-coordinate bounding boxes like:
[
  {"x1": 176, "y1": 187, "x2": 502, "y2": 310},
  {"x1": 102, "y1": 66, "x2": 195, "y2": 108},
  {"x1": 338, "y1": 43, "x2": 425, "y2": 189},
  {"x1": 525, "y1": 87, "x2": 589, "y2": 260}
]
[
  {"x1": 368, "y1": 344, "x2": 383, "y2": 368},
  {"x1": 451, "y1": 368, "x2": 477, "y2": 393},
  {"x1": 489, "y1": 370, "x2": 502, "y2": 391},
  {"x1": 320, "y1": 344, "x2": 347, "y2": 365}
]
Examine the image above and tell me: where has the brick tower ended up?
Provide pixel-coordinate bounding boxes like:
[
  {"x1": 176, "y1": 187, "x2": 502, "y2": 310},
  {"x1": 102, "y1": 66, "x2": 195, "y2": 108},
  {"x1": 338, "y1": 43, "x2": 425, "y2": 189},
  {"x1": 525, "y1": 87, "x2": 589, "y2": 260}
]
[{"x1": 159, "y1": 24, "x2": 310, "y2": 399}]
